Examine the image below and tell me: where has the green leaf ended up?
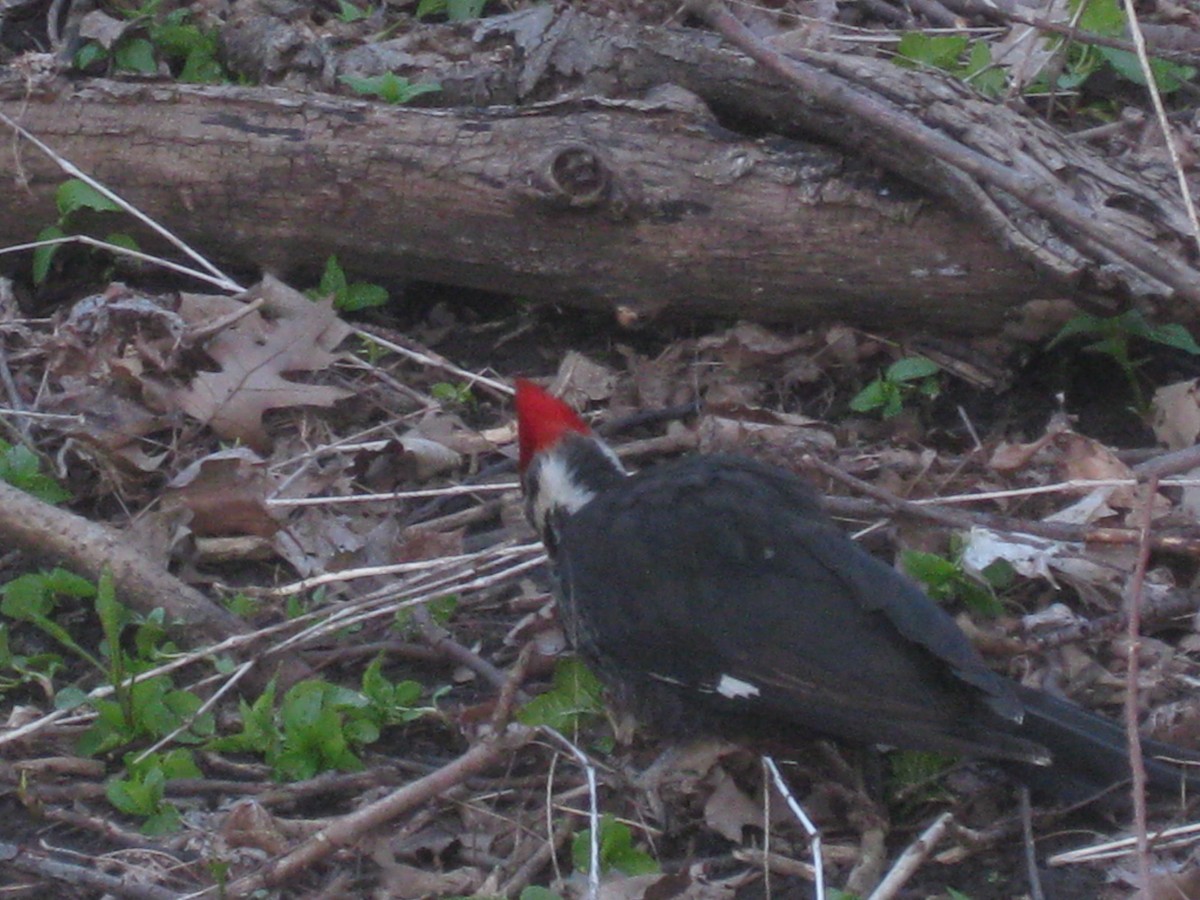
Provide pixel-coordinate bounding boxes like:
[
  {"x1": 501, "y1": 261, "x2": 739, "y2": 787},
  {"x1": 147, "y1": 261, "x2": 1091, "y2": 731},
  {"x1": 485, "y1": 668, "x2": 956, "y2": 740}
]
[
  {"x1": 336, "y1": 282, "x2": 389, "y2": 312},
  {"x1": 336, "y1": 0, "x2": 369, "y2": 21},
  {"x1": 32, "y1": 224, "x2": 65, "y2": 284},
  {"x1": 880, "y1": 385, "x2": 904, "y2": 419},
  {"x1": 158, "y1": 747, "x2": 202, "y2": 779},
  {"x1": 55, "y1": 686, "x2": 91, "y2": 710},
  {"x1": 317, "y1": 255, "x2": 348, "y2": 296},
  {"x1": 179, "y1": 48, "x2": 225, "y2": 84},
  {"x1": 95, "y1": 570, "x2": 126, "y2": 669},
  {"x1": 74, "y1": 41, "x2": 109, "y2": 70},
  {"x1": 572, "y1": 814, "x2": 659, "y2": 876},
  {"x1": 519, "y1": 889, "x2": 565, "y2": 900},
  {"x1": 965, "y1": 41, "x2": 1006, "y2": 97},
  {"x1": 1074, "y1": 0, "x2": 1125, "y2": 36},
  {"x1": 849, "y1": 379, "x2": 888, "y2": 413},
  {"x1": 1098, "y1": 48, "x2": 1195, "y2": 92},
  {"x1": 1143, "y1": 321, "x2": 1200, "y2": 354},
  {"x1": 886, "y1": 356, "x2": 940, "y2": 383},
  {"x1": 151, "y1": 21, "x2": 209, "y2": 59},
  {"x1": 56, "y1": 179, "x2": 122, "y2": 217},
  {"x1": 888, "y1": 749, "x2": 955, "y2": 789},
  {"x1": 339, "y1": 72, "x2": 441, "y2": 104},
  {"x1": 517, "y1": 658, "x2": 606, "y2": 730},
  {"x1": 114, "y1": 37, "x2": 158, "y2": 74},
  {"x1": 0, "y1": 442, "x2": 71, "y2": 503},
  {"x1": 141, "y1": 807, "x2": 182, "y2": 835},
  {"x1": 894, "y1": 33, "x2": 969, "y2": 70},
  {"x1": 445, "y1": 0, "x2": 487, "y2": 20},
  {"x1": 103, "y1": 232, "x2": 142, "y2": 253}
]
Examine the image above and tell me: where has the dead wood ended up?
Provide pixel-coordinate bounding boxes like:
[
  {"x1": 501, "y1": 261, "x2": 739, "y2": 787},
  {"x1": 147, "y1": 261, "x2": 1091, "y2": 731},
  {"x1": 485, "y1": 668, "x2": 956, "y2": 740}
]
[
  {"x1": 1, "y1": 7, "x2": 1195, "y2": 332},
  {"x1": 0, "y1": 479, "x2": 308, "y2": 685},
  {"x1": 0, "y1": 70, "x2": 1042, "y2": 332}
]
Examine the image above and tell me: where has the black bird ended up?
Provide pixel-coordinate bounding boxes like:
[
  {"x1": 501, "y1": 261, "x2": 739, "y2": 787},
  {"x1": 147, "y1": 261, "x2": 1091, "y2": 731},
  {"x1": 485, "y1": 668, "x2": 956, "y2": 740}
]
[{"x1": 515, "y1": 378, "x2": 1200, "y2": 800}]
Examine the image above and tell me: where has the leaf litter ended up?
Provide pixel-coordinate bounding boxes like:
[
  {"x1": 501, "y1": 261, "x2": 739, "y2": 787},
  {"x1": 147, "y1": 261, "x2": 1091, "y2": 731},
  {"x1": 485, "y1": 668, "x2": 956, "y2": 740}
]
[{"x1": 3, "y1": 277, "x2": 1200, "y2": 899}]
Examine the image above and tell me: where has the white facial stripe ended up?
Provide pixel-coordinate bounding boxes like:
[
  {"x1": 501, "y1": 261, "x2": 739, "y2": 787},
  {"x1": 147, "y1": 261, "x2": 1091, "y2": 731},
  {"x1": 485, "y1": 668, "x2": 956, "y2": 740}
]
[
  {"x1": 532, "y1": 452, "x2": 597, "y2": 528},
  {"x1": 716, "y1": 674, "x2": 760, "y2": 699}
]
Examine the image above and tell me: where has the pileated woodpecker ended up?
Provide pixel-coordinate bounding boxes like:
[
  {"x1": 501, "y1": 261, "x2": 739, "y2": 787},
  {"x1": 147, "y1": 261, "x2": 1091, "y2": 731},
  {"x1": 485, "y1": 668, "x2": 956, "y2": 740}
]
[{"x1": 515, "y1": 378, "x2": 1200, "y2": 799}]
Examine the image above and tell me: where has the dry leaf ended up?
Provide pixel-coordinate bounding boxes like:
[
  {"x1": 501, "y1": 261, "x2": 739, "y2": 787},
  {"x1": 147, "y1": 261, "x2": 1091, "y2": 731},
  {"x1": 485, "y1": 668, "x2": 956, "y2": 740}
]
[
  {"x1": 171, "y1": 277, "x2": 352, "y2": 450},
  {"x1": 703, "y1": 767, "x2": 763, "y2": 843},
  {"x1": 168, "y1": 448, "x2": 279, "y2": 538},
  {"x1": 553, "y1": 351, "x2": 618, "y2": 404},
  {"x1": 1152, "y1": 379, "x2": 1200, "y2": 451}
]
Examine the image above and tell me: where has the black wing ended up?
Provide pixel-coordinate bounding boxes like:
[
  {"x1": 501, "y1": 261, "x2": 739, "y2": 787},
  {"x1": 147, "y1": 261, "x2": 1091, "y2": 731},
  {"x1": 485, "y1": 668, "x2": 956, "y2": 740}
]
[{"x1": 556, "y1": 455, "x2": 1046, "y2": 763}]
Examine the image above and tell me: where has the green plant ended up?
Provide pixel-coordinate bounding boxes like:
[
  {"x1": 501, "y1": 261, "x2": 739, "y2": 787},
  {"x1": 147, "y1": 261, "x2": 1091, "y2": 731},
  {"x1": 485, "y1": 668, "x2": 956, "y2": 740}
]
[
  {"x1": 106, "y1": 748, "x2": 200, "y2": 834},
  {"x1": 393, "y1": 594, "x2": 458, "y2": 635},
  {"x1": 311, "y1": 255, "x2": 389, "y2": 312},
  {"x1": 1, "y1": 568, "x2": 212, "y2": 754},
  {"x1": 572, "y1": 814, "x2": 658, "y2": 876},
  {"x1": 518, "y1": 890, "x2": 565, "y2": 900},
  {"x1": 894, "y1": 34, "x2": 1006, "y2": 97},
  {"x1": 1059, "y1": 0, "x2": 1194, "y2": 94},
  {"x1": 517, "y1": 657, "x2": 606, "y2": 736},
  {"x1": 339, "y1": 72, "x2": 442, "y2": 104},
  {"x1": 849, "y1": 356, "x2": 942, "y2": 419},
  {"x1": 886, "y1": 748, "x2": 955, "y2": 796},
  {"x1": 32, "y1": 179, "x2": 140, "y2": 285},
  {"x1": 416, "y1": 0, "x2": 487, "y2": 21},
  {"x1": 0, "y1": 623, "x2": 64, "y2": 699},
  {"x1": 335, "y1": 0, "x2": 370, "y2": 22},
  {"x1": 360, "y1": 657, "x2": 436, "y2": 726},
  {"x1": 901, "y1": 545, "x2": 1010, "y2": 618},
  {"x1": 431, "y1": 381, "x2": 475, "y2": 409},
  {"x1": 74, "y1": 0, "x2": 227, "y2": 83},
  {"x1": 1049, "y1": 310, "x2": 1200, "y2": 413},
  {"x1": 209, "y1": 664, "x2": 434, "y2": 781},
  {"x1": 0, "y1": 440, "x2": 71, "y2": 503}
]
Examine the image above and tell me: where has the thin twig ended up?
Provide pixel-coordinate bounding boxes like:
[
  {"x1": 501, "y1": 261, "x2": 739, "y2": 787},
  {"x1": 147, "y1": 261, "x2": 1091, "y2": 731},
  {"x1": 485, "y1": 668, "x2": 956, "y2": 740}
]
[
  {"x1": 1124, "y1": 0, "x2": 1200, "y2": 253},
  {"x1": 867, "y1": 812, "x2": 953, "y2": 900},
  {"x1": 222, "y1": 726, "x2": 533, "y2": 897},
  {"x1": 1125, "y1": 473, "x2": 1157, "y2": 896}
]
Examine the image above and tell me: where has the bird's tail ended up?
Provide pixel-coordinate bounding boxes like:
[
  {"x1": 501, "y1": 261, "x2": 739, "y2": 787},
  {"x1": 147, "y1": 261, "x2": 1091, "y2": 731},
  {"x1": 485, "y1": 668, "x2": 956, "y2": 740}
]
[{"x1": 1012, "y1": 685, "x2": 1200, "y2": 802}]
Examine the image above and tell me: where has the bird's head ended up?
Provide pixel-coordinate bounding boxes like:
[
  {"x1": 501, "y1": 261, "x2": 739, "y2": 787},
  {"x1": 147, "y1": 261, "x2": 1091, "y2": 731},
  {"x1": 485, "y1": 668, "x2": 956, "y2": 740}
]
[{"x1": 514, "y1": 379, "x2": 626, "y2": 545}]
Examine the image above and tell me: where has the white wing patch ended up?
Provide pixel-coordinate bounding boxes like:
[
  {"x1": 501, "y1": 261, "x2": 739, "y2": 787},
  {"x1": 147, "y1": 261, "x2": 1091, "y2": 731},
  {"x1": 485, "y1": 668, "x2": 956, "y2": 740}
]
[{"x1": 716, "y1": 674, "x2": 761, "y2": 699}]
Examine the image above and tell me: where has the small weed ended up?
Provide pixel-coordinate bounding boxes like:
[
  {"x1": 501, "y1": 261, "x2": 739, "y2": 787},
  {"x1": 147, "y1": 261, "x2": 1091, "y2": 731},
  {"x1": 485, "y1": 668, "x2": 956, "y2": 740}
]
[
  {"x1": 208, "y1": 662, "x2": 435, "y2": 781},
  {"x1": 335, "y1": 0, "x2": 370, "y2": 22},
  {"x1": 1057, "y1": 0, "x2": 1195, "y2": 94},
  {"x1": 1, "y1": 569, "x2": 212, "y2": 754},
  {"x1": 0, "y1": 440, "x2": 71, "y2": 503},
  {"x1": 32, "y1": 179, "x2": 140, "y2": 285},
  {"x1": 572, "y1": 814, "x2": 658, "y2": 876},
  {"x1": 74, "y1": 0, "x2": 228, "y2": 84},
  {"x1": 416, "y1": 0, "x2": 488, "y2": 21},
  {"x1": 517, "y1": 657, "x2": 609, "y2": 748},
  {"x1": 311, "y1": 255, "x2": 389, "y2": 312},
  {"x1": 887, "y1": 748, "x2": 956, "y2": 795},
  {"x1": 393, "y1": 594, "x2": 458, "y2": 636},
  {"x1": 849, "y1": 356, "x2": 942, "y2": 419},
  {"x1": 106, "y1": 748, "x2": 200, "y2": 834},
  {"x1": 1049, "y1": 310, "x2": 1200, "y2": 413},
  {"x1": 894, "y1": 34, "x2": 1006, "y2": 97},
  {"x1": 902, "y1": 544, "x2": 1010, "y2": 618},
  {"x1": 431, "y1": 381, "x2": 476, "y2": 409},
  {"x1": 339, "y1": 72, "x2": 442, "y2": 104}
]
